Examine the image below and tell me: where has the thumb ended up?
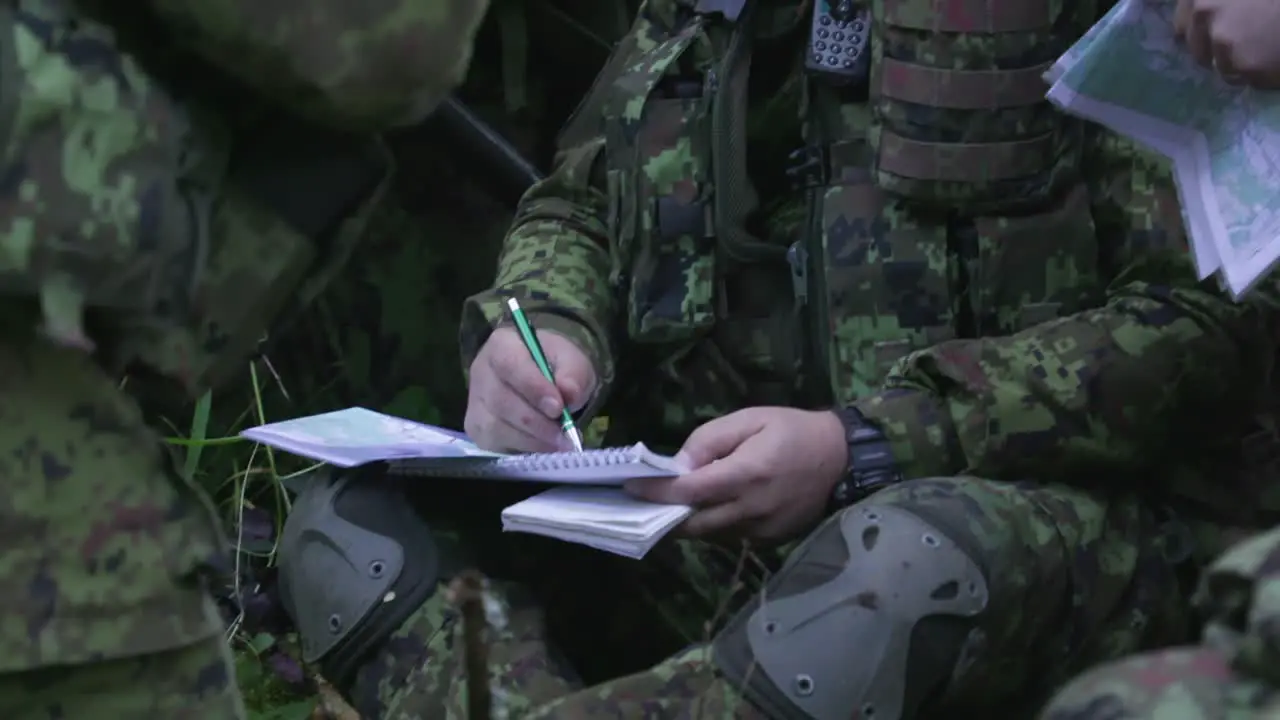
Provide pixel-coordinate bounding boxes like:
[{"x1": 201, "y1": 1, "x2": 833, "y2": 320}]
[
  {"x1": 540, "y1": 330, "x2": 597, "y2": 412},
  {"x1": 1173, "y1": 0, "x2": 1192, "y2": 37},
  {"x1": 677, "y1": 410, "x2": 766, "y2": 470}
]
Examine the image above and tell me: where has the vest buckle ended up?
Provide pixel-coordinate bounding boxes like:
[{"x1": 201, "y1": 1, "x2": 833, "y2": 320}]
[{"x1": 786, "y1": 145, "x2": 829, "y2": 190}]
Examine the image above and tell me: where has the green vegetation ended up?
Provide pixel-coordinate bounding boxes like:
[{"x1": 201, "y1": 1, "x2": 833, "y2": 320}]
[
  {"x1": 154, "y1": 9, "x2": 645, "y2": 712},
  {"x1": 162, "y1": 374, "x2": 323, "y2": 717}
]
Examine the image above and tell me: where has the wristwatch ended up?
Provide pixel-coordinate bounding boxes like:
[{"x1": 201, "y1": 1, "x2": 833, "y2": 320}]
[{"x1": 829, "y1": 407, "x2": 903, "y2": 510}]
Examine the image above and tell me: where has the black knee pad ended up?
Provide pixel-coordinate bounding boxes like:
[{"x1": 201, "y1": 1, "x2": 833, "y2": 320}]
[{"x1": 277, "y1": 464, "x2": 444, "y2": 686}]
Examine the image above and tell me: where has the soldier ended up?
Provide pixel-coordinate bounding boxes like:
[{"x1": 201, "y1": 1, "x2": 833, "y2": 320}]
[
  {"x1": 276, "y1": 0, "x2": 1280, "y2": 718},
  {"x1": 1039, "y1": 526, "x2": 1280, "y2": 719},
  {"x1": 0, "y1": 0, "x2": 486, "y2": 716},
  {"x1": 1035, "y1": 0, "x2": 1280, "y2": 715}
]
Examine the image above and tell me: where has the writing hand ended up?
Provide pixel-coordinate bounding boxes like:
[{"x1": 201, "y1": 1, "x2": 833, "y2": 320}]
[{"x1": 465, "y1": 326, "x2": 597, "y2": 452}]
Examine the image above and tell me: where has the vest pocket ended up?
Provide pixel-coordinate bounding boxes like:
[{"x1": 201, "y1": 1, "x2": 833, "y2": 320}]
[
  {"x1": 815, "y1": 144, "x2": 955, "y2": 403},
  {"x1": 601, "y1": 21, "x2": 715, "y2": 345},
  {"x1": 968, "y1": 182, "x2": 1103, "y2": 335}
]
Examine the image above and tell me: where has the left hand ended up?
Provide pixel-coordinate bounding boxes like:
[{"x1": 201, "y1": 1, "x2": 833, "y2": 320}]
[
  {"x1": 625, "y1": 407, "x2": 848, "y2": 542},
  {"x1": 1174, "y1": 0, "x2": 1280, "y2": 88}
]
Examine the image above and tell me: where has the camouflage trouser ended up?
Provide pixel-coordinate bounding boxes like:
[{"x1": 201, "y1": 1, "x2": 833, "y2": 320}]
[
  {"x1": 343, "y1": 476, "x2": 1196, "y2": 719},
  {"x1": 1040, "y1": 526, "x2": 1280, "y2": 719},
  {"x1": 0, "y1": 634, "x2": 243, "y2": 719},
  {"x1": 0, "y1": 312, "x2": 244, "y2": 719}
]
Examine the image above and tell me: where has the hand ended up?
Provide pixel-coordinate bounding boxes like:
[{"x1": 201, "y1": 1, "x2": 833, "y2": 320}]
[
  {"x1": 465, "y1": 326, "x2": 597, "y2": 452},
  {"x1": 626, "y1": 407, "x2": 848, "y2": 542},
  {"x1": 1175, "y1": 0, "x2": 1280, "y2": 88}
]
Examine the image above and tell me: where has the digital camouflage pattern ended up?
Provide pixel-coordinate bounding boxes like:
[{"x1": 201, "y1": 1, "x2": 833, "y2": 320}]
[
  {"x1": 146, "y1": 0, "x2": 490, "y2": 132},
  {"x1": 316, "y1": 0, "x2": 1280, "y2": 717},
  {"x1": 337, "y1": 485, "x2": 770, "y2": 718},
  {"x1": 0, "y1": 0, "x2": 200, "y2": 354},
  {"x1": 459, "y1": 0, "x2": 1280, "y2": 490},
  {"x1": 347, "y1": 475, "x2": 1198, "y2": 717},
  {"x1": 870, "y1": 0, "x2": 1099, "y2": 209},
  {"x1": 0, "y1": 635, "x2": 243, "y2": 717},
  {"x1": 1040, "y1": 526, "x2": 1280, "y2": 719},
  {"x1": 0, "y1": 0, "x2": 489, "y2": 713},
  {"x1": 0, "y1": 314, "x2": 241, "y2": 714}
]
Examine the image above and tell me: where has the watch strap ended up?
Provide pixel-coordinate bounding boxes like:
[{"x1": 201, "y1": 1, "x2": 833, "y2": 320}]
[{"x1": 830, "y1": 407, "x2": 903, "y2": 508}]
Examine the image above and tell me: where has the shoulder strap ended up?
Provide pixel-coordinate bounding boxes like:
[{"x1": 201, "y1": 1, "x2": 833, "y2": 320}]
[{"x1": 702, "y1": 0, "x2": 781, "y2": 264}]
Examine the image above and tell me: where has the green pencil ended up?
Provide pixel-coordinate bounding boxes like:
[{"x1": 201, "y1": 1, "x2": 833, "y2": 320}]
[{"x1": 506, "y1": 297, "x2": 585, "y2": 452}]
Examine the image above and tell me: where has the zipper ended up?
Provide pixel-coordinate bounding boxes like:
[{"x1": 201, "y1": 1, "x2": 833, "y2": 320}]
[
  {"x1": 804, "y1": 182, "x2": 834, "y2": 405},
  {"x1": 709, "y1": 15, "x2": 743, "y2": 261}
]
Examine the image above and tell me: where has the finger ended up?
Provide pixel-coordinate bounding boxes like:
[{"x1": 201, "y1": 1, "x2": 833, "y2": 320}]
[
  {"x1": 676, "y1": 502, "x2": 752, "y2": 538},
  {"x1": 1173, "y1": 0, "x2": 1193, "y2": 38},
  {"x1": 541, "y1": 331, "x2": 597, "y2": 412},
  {"x1": 677, "y1": 410, "x2": 767, "y2": 469},
  {"x1": 1209, "y1": 25, "x2": 1240, "y2": 79},
  {"x1": 468, "y1": 391, "x2": 566, "y2": 452},
  {"x1": 1186, "y1": 11, "x2": 1214, "y2": 66},
  {"x1": 487, "y1": 332, "x2": 567, "y2": 420},
  {"x1": 626, "y1": 458, "x2": 746, "y2": 507},
  {"x1": 478, "y1": 387, "x2": 566, "y2": 449},
  {"x1": 467, "y1": 358, "x2": 565, "y2": 450},
  {"x1": 1245, "y1": 70, "x2": 1280, "y2": 90}
]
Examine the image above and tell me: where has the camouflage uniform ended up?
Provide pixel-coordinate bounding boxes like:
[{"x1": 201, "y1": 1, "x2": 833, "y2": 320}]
[
  {"x1": 1039, "y1": 526, "x2": 1280, "y2": 719},
  {"x1": 0, "y1": 0, "x2": 486, "y2": 716},
  {"x1": 275, "y1": 0, "x2": 1280, "y2": 718}
]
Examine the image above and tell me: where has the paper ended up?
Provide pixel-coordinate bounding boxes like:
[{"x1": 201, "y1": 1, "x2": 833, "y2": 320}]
[
  {"x1": 389, "y1": 443, "x2": 683, "y2": 484},
  {"x1": 501, "y1": 487, "x2": 692, "y2": 560},
  {"x1": 1046, "y1": 0, "x2": 1280, "y2": 297},
  {"x1": 245, "y1": 408, "x2": 689, "y2": 559},
  {"x1": 1044, "y1": 0, "x2": 1129, "y2": 85},
  {"x1": 241, "y1": 407, "x2": 502, "y2": 467}
]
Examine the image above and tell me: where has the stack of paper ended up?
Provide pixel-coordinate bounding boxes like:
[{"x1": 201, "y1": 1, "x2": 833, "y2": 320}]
[
  {"x1": 243, "y1": 407, "x2": 692, "y2": 559},
  {"x1": 501, "y1": 487, "x2": 693, "y2": 559},
  {"x1": 1045, "y1": 0, "x2": 1280, "y2": 298}
]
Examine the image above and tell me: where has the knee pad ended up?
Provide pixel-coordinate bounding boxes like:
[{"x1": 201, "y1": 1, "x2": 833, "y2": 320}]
[
  {"x1": 713, "y1": 504, "x2": 989, "y2": 720},
  {"x1": 277, "y1": 465, "x2": 442, "y2": 685}
]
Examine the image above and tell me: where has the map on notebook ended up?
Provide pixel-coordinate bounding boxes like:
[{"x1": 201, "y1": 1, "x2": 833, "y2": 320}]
[{"x1": 241, "y1": 407, "x2": 691, "y2": 558}]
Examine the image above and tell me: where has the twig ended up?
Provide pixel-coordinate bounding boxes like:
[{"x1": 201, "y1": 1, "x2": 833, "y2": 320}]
[
  {"x1": 694, "y1": 540, "x2": 757, "y2": 719},
  {"x1": 447, "y1": 570, "x2": 492, "y2": 720},
  {"x1": 313, "y1": 673, "x2": 361, "y2": 719}
]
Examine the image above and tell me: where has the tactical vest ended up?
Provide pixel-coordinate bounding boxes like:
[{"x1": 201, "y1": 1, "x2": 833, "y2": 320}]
[{"x1": 576, "y1": 0, "x2": 1110, "y2": 422}]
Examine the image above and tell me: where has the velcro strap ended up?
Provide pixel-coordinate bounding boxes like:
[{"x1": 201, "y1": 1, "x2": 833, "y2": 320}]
[
  {"x1": 876, "y1": 58, "x2": 1052, "y2": 109},
  {"x1": 877, "y1": 130, "x2": 1054, "y2": 181},
  {"x1": 882, "y1": 0, "x2": 1055, "y2": 32}
]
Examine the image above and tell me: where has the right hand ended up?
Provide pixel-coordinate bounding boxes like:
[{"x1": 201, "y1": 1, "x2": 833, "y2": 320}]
[
  {"x1": 464, "y1": 326, "x2": 597, "y2": 452},
  {"x1": 1174, "y1": 0, "x2": 1280, "y2": 88}
]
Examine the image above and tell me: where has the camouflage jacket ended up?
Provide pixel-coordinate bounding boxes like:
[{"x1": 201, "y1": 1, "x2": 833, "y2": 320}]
[
  {"x1": 460, "y1": 0, "x2": 1280, "y2": 519},
  {"x1": 1195, "y1": 525, "x2": 1280, "y2": 686},
  {"x1": 0, "y1": 0, "x2": 488, "y2": 396}
]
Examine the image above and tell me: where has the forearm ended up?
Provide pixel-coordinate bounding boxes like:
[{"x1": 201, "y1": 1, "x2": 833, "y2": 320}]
[
  {"x1": 459, "y1": 0, "x2": 698, "y2": 417},
  {"x1": 460, "y1": 140, "x2": 618, "y2": 413},
  {"x1": 853, "y1": 256, "x2": 1280, "y2": 483}
]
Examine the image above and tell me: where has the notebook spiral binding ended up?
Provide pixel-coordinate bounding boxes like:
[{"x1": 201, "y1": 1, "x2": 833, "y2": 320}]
[{"x1": 388, "y1": 447, "x2": 641, "y2": 478}]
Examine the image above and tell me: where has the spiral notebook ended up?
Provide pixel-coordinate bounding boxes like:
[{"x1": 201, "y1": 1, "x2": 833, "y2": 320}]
[
  {"x1": 385, "y1": 444, "x2": 682, "y2": 483},
  {"x1": 241, "y1": 407, "x2": 691, "y2": 558}
]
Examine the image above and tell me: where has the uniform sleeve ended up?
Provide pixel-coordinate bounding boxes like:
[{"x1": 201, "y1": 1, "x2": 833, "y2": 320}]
[
  {"x1": 853, "y1": 256, "x2": 1280, "y2": 484},
  {"x1": 459, "y1": 139, "x2": 617, "y2": 410},
  {"x1": 145, "y1": 0, "x2": 489, "y2": 131},
  {"x1": 458, "y1": 0, "x2": 685, "y2": 419}
]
